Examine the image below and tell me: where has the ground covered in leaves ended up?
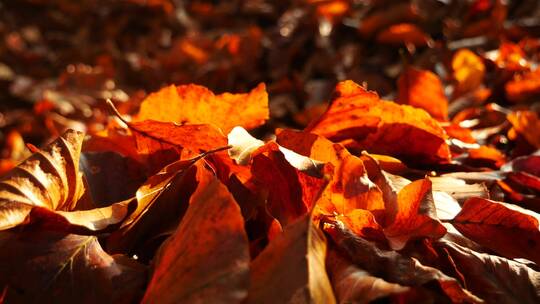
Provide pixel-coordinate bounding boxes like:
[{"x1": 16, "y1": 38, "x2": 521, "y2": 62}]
[{"x1": 1, "y1": 1, "x2": 540, "y2": 303}]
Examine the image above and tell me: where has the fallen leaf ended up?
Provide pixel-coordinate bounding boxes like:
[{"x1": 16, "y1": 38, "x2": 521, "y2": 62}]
[
  {"x1": 246, "y1": 213, "x2": 336, "y2": 304},
  {"x1": 507, "y1": 111, "x2": 540, "y2": 148},
  {"x1": 376, "y1": 23, "x2": 430, "y2": 46},
  {"x1": 227, "y1": 126, "x2": 264, "y2": 165},
  {"x1": 383, "y1": 178, "x2": 447, "y2": 250},
  {"x1": 0, "y1": 230, "x2": 146, "y2": 303},
  {"x1": 438, "y1": 240, "x2": 540, "y2": 304},
  {"x1": 136, "y1": 83, "x2": 269, "y2": 133},
  {"x1": 452, "y1": 49, "x2": 485, "y2": 95},
  {"x1": 398, "y1": 66, "x2": 448, "y2": 120},
  {"x1": 326, "y1": 248, "x2": 411, "y2": 304},
  {"x1": 505, "y1": 69, "x2": 540, "y2": 103},
  {"x1": 142, "y1": 166, "x2": 249, "y2": 304},
  {"x1": 0, "y1": 130, "x2": 129, "y2": 232},
  {"x1": 450, "y1": 197, "x2": 540, "y2": 264},
  {"x1": 306, "y1": 80, "x2": 451, "y2": 164},
  {"x1": 323, "y1": 218, "x2": 483, "y2": 303},
  {"x1": 251, "y1": 150, "x2": 327, "y2": 227}
]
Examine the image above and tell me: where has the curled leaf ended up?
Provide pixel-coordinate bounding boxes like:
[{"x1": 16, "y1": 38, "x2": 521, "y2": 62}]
[
  {"x1": 307, "y1": 80, "x2": 451, "y2": 164},
  {"x1": 398, "y1": 67, "x2": 448, "y2": 120}
]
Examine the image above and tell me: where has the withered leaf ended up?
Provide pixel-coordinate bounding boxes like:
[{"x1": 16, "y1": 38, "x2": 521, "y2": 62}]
[
  {"x1": 136, "y1": 83, "x2": 269, "y2": 133},
  {"x1": 246, "y1": 213, "x2": 336, "y2": 304},
  {"x1": 0, "y1": 230, "x2": 146, "y2": 304},
  {"x1": 439, "y1": 240, "x2": 540, "y2": 304},
  {"x1": 0, "y1": 130, "x2": 129, "y2": 232},
  {"x1": 323, "y1": 218, "x2": 483, "y2": 303},
  {"x1": 450, "y1": 197, "x2": 540, "y2": 264},
  {"x1": 142, "y1": 166, "x2": 249, "y2": 304},
  {"x1": 452, "y1": 49, "x2": 486, "y2": 96},
  {"x1": 306, "y1": 80, "x2": 451, "y2": 164},
  {"x1": 507, "y1": 111, "x2": 540, "y2": 149},
  {"x1": 398, "y1": 66, "x2": 448, "y2": 120},
  {"x1": 326, "y1": 248, "x2": 411, "y2": 304},
  {"x1": 383, "y1": 178, "x2": 447, "y2": 250}
]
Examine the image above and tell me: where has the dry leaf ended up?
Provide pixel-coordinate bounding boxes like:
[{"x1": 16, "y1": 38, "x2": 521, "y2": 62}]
[
  {"x1": 398, "y1": 67, "x2": 448, "y2": 120},
  {"x1": 450, "y1": 197, "x2": 540, "y2": 264},
  {"x1": 142, "y1": 166, "x2": 249, "y2": 303},
  {"x1": 136, "y1": 83, "x2": 269, "y2": 133},
  {"x1": 0, "y1": 230, "x2": 146, "y2": 304},
  {"x1": 452, "y1": 49, "x2": 486, "y2": 95},
  {"x1": 246, "y1": 213, "x2": 336, "y2": 304},
  {"x1": 306, "y1": 80, "x2": 451, "y2": 164}
]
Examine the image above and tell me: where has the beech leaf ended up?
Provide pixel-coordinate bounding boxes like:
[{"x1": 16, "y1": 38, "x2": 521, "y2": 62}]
[
  {"x1": 450, "y1": 197, "x2": 540, "y2": 264},
  {"x1": 246, "y1": 213, "x2": 336, "y2": 304},
  {"x1": 142, "y1": 167, "x2": 249, "y2": 304}
]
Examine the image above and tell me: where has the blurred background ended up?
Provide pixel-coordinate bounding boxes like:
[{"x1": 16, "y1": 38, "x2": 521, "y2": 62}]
[{"x1": 0, "y1": 0, "x2": 539, "y2": 157}]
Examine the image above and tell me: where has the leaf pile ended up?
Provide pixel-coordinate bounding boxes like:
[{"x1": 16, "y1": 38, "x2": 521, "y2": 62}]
[
  {"x1": 1, "y1": 1, "x2": 540, "y2": 303},
  {"x1": 1, "y1": 74, "x2": 540, "y2": 303}
]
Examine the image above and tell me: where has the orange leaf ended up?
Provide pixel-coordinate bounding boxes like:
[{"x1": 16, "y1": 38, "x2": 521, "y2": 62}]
[
  {"x1": 251, "y1": 150, "x2": 327, "y2": 227},
  {"x1": 307, "y1": 80, "x2": 451, "y2": 164},
  {"x1": 398, "y1": 67, "x2": 448, "y2": 120},
  {"x1": 383, "y1": 178, "x2": 447, "y2": 250},
  {"x1": 452, "y1": 49, "x2": 485, "y2": 95},
  {"x1": 507, "y1": 110, "x2": 540, "y2": 148},
  {"x1": 136, "y1": 83, "x2": 268, "y2": 133},
  {"x1": 376, "y1": 23, "x2": 430, "y2": 47},
  {"x1": 505, "y1": 69, "x2": 540, "y2": 103},
  {"x1": 451, "y1": 197, "x2": 540, "y2": 264},
  {"x1": 315, "y1": 148, "x2": 386, "y2": 217},
  {"x1": 142, "y1": 167, "x2": 249, "y2": 303}
]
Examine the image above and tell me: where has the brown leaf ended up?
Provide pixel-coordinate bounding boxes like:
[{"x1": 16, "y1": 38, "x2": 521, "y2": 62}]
[
  {"x1": 0, "y1": 130, "x2": 129, "y2": 232},
  {"x1": 326, "y1": 248, "x2": 411, "y2": 304},
  {"x1": 438, "y1": 240, "x2": 540, "y2": 304},
  {"x1": 505, "y1": 69, "x2": 540, "y2": 103},
  {"x1": 246, "y1": 213, "x2": 336, "y2": 304},
  {"x1": 450, "y1": 197, "x2": 540, "y2": 264},
  {"x1": 0, "y1": 230, "x2": 146, "y2": 304},
  {"x1": 142, "y1": 166, "x2": 249, "y2": 303},
  {"x1": 398, "y1": 67, "x2": 448, "y2": 120},
  {"x1": 323, "y1": 218, "x2": 483, "y2": 303},
  {"x1": 107, "y1": 158, "x2": 201, "y2": 254},
  {"x1": 136, "y1": 83, "x2": 269, "y2": 133},
  {"x1": 306, "y1": 80, "x2": 451, "y2": 164},
  {"x1": 383, "y1": 178, "x2": 447, "y2": 250}
]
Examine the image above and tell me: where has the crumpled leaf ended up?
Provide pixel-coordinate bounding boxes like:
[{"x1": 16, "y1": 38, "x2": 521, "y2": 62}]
[
  {"x1": 251, "y1": 150, "x2": 327, "y2": 227},
  {"x1": 452, "y1": 49, "x2": 485, "y2": 95},
  {"x1": 227, "y1": 126, "x2": 264, "y2": 165},
  {"x1": 246, "y1": 213, "x2": 336, "y2": 304},
  {"x1": 507, "y1": 111, "x2": 540, "y2": 149},
  {"x1": 450, "y1": 197, "x2": 540, "y2": 264},
  {"x1": 383, "y1": 178, "x2": 447, "y2": 250},
  {"x1": 0, "y1": 230, "x2": 146, "y2": 304},
  {"x1": 107, "y1": 157, "x2": 202, "y2": 254},
  {"x1": 438, "y1": 240, "x2": 540, "y2": 304},
  {"x1": 306, "y1": 80, "x2": 451, "y2": 164},
  {"x1": 323, "y1": 218, "x2": 483, "y2": 303},
  {"x1": 142, "y1": 166, "x2": 249, "y2": 304},
  {"x1": 326, "y1": 248, "x2": 411, "y2": 304},
  {"x1": 136, "y1": 83, "x2": 268, "y2": 133},
  {"x1": 0, "y1": 130, "x2": 129, "y2": 232},
  {"x1": 398, "y1": 66, "x2": 448, "y2": 120},
  {"x1": 315, "y1": 146, "x2": 385, "y2": 217}
]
